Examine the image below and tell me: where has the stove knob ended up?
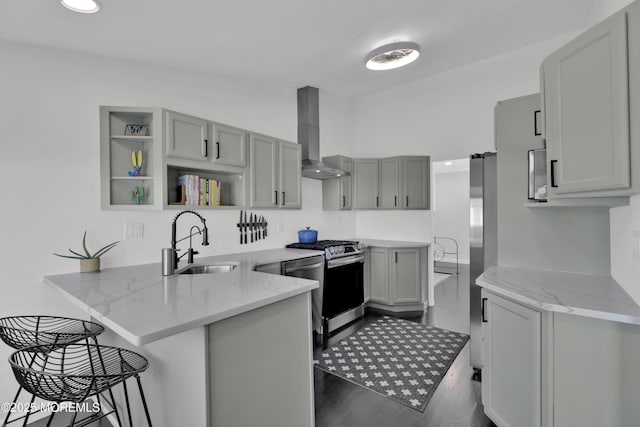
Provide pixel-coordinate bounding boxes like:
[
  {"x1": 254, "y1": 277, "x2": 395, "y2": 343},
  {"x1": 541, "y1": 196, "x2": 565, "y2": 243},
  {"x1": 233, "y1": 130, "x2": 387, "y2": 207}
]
[
  {"x1": 328, "y1": 247, "x2": 335, "y2": 255},
  {"x1": 357, "y1": 243, "x2": 365, "y2": 251}
]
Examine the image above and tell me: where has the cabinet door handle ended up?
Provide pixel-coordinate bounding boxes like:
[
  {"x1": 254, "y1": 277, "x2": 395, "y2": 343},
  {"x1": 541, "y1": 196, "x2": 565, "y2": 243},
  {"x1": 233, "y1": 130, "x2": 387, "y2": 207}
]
[
  {"x1": 394, "y1": 252, "x2": 398, "y2": 263},
  {"x1": 550, "y1": 160, "x2": 558, "y2": 188},
  {"x1": 202, "y1": 139, "x2": 208, "y2": 158},
  {"x1": 376, "y1": 196, "x2": 379, "y2": 207},
  {"x1": 342, "y1": 195, "x2": 346, "y2": 208},
  {"x1": 216, "y1": 142, "x2": 220, "y2": 159},
  {"x1": 534, "y1": 110, "x2": 541, "y2": 136},
  {"x1": 394, "y1": 195, "x2": 397, "y2": 207},
  {"x1": 282, "y1": 192, "x2": 285, "y2": 205},
  {"x1": 481, "y1": 298, "x2": 488, "y2": 323},
  {"x1": 274, "y1": 191, "x2": 278, "y2": 205},
  {"x1": 406, "y1": 195, "x2": 409, "y2": 207}
]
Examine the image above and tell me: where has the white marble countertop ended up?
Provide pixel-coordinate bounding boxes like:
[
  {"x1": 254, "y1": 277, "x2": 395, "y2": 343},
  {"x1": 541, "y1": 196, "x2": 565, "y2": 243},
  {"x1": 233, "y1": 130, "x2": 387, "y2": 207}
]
[
  {"x1": 44, "y1": 248, "x2": 323, "y2": 346},
  {"x1": 356, "y1": 238, "x2": 431, "y2": 248},
  {"x1": 477, "y1": 265, "x2": 640, "y2": 325}
]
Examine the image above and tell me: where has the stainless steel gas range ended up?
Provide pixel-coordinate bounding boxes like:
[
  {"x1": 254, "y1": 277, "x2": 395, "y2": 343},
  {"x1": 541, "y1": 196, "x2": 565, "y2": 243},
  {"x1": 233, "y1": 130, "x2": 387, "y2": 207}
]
[{"x1": 286, "y1": 240, "x2": 366, "y2": 335}]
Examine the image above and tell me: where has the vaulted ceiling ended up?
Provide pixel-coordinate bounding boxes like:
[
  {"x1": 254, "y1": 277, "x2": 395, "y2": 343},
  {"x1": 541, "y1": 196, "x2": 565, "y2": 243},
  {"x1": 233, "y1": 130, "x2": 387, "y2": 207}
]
[{"x1": 0, "y1": 0, "x2": 595, "y2": 97}]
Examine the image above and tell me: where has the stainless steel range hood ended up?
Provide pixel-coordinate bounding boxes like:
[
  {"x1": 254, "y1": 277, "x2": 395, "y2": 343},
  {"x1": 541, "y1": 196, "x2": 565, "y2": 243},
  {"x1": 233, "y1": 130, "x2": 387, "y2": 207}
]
[{"x1": 297, "y1": 86, "x2": 349, "y2": 180}]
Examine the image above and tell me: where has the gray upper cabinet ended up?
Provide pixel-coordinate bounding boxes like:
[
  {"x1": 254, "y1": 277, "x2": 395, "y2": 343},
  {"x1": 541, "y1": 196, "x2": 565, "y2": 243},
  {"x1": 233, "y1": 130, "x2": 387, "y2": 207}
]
[
  {"x1": 249, "y1": 134, "x2": 278, "y2": 208},
  {"x1": 543, "y1": 11, "x2": 630, "y2": 195},
  {"x1": 379, "y1": 158, "x2": 399, "y2": 208},
  {"x1": 482, "y1": 290, "x2": 541, "y2": 427},
  {"x1": 212, "y1": 123, "x2": 246, "y2": 167},
  {"x1": 322, "y1": 155, "x2": 352, "y2": 210},
  {"x1": 400, "y1": 156, "x2": 430, "y2": 209},
  {"x1": 390, "y1": 248, "x2": 422, "y2": 304},
  {"x1": 249, "y1": 134, "x2": 301, "y2": 209},
  {"x1": 278, "y1": 141, "x2": 302, "y2": 209},
  {"x1": 353, "y1": 156, "x2": 430, "y2": 210},
  {"x1": 166, "y1": 111, "x2": 209, "y2": 162},
  {"x1": 353, "y1": 159, "x2": 380, "y2": 209}
]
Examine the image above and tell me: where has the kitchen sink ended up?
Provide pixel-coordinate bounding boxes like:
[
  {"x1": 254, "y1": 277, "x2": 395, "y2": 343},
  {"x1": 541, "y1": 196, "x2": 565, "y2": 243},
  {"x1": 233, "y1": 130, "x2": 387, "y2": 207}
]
[{"x1": 176, "y1": 262, "x2": 238, "y2": 275}]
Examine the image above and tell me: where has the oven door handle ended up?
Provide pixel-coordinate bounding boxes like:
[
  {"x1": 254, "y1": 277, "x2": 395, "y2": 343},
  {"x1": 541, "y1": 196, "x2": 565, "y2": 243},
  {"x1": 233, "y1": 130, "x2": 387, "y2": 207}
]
[
  {"x1": 284, "y1": 262, "x2": 325, "y2": 274},
  {"x1": 327, "y1": 255, "x2": 365, "y2": 269}
]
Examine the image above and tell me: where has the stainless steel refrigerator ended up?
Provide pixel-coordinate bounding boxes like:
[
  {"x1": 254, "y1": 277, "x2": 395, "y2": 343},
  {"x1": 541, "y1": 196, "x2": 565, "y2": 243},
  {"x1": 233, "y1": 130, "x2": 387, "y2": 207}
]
[{"x1": 469, "y1": 152, "x2": 497, "y2": 380}]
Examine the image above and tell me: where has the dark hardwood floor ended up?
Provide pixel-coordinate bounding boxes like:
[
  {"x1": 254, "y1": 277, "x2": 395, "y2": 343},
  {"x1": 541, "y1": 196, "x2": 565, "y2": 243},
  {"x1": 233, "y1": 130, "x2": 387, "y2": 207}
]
[{"x1": 313, "y1": 264, "x2": 495, "y2": 427}]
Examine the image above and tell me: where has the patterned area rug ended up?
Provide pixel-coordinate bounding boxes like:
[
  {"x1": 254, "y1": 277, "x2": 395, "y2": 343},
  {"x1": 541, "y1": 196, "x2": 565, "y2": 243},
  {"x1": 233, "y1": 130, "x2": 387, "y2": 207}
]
[{"x1": 314, "y1": 317, "x2": 469, "y2": 412}]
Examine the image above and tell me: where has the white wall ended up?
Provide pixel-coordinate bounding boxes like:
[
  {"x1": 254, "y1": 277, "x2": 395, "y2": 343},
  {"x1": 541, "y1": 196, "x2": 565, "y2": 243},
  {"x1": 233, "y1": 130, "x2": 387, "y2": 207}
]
[
  {"x1": 588, "y1": 0, "x2": 635, "y2": 25},
  {"x1": 0, "y1": 39, "x2": 356, "y2": 405},
  {"x1": 432, "y1": 170, "x2": 470, "y2": 263},
  {"x1": 353, "y1": 32, "x2": 580, "y2": 162},
  {"x1": 352, "y1": 32, "x2": 578, "y2": 245}
]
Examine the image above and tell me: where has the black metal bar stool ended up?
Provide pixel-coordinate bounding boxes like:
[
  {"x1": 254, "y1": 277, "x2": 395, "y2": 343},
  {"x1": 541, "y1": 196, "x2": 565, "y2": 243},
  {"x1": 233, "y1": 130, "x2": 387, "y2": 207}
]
[
  {"x1": 9, "y1": 343, "x2": 152, "y2": 427},
  {"x1": 0, "y1": 316, "x2": 115, "y2": 426}
]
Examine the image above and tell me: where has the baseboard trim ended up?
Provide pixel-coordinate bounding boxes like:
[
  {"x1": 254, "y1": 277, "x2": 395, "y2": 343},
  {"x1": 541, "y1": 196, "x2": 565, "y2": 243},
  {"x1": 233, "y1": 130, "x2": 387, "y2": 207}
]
[
  {"x1": 436, "y1": 257, "x2": 470, "y2": 265},
  {"x1": 366, "y1": 301, "x2": 426, "y2": 313}
]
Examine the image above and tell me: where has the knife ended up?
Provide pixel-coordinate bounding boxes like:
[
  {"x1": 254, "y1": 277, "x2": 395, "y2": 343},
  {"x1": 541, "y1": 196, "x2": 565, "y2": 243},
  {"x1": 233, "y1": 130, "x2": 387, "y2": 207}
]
[
  {"x1": 243, "y1": 211, "x2": 248, "y2": 244},
  {"x1": 250, "y1": 213, "x2": 255, "y2": 243},
  {"x1": 254, "y1": 214, "x2": 258, "y2": 242},
  {"x1": 263, "y1": 217, "x2": 268, "y2": 238},
  {"x1": 257, "y1": 215, "x2": 262, "y2": 240},
  {"x1": 238, "y1": 210, "x2": 243, "y2": 244}
]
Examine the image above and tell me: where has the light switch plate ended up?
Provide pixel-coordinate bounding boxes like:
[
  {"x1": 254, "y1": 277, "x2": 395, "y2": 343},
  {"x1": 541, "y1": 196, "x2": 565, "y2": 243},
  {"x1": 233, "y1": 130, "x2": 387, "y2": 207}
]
[{"x1": 125, "y1": 222, "x2": 144, "y2": 239}]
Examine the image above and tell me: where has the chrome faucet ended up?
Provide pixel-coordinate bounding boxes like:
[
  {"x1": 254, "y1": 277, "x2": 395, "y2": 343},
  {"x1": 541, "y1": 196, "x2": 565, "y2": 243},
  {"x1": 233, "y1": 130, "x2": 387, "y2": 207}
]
[{"x1": 162, "y1": 210, "x2": 209, "y2": 276}]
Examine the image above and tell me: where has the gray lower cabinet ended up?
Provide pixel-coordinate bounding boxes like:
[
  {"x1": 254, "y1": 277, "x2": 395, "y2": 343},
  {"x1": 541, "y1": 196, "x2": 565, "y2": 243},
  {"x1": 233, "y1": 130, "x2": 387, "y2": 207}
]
[
  {"x1": 165, "y1": 110, "x2": 209, "y2": 162},
  {"x1": 482, "y1": 290, "x2": 541, "y2": 427},
  {"x1": 481, "y1": 288, "x2": 640, "y2": 427},
  {"x1": 367, "y1": 247, "x2": 424, "y2": 310},
  {"x1": 322, "y1": 155, "x2": 352, "y2": 210},
  {"x1": 401, "y1": 156, "x2": 430, "y2": 209},
  {"x1": 390, "y1": 248, "x2": 421, "y2": 304},
  {"x1": 353, "y1": 159, "x2": 380, "y2": 209},
  {"x1": 212, "y1": 123, "x2": 246, "y2": 167},
  {"x1": 249, "y1": 134, "x2": 301, "y2": 209},
  {"x1": 368, "y1": 247, "x2": 390, "y2": 304},
  {"x1": 542, "y1": 1, "x2": 640, "y2": 198}
]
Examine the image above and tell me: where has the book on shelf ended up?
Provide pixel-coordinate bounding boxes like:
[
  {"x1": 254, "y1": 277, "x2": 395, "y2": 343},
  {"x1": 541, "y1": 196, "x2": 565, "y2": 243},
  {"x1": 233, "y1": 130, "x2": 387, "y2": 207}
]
[{"x1": 176, "y1": 175, "x2": 221, "y2": 206}]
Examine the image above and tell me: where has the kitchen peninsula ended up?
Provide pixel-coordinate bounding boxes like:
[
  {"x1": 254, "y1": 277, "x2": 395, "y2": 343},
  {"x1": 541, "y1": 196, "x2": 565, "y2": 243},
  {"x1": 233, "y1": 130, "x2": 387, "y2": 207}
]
[{"x1": 44, "y1": 248, "x2": 323, "y2": 427}]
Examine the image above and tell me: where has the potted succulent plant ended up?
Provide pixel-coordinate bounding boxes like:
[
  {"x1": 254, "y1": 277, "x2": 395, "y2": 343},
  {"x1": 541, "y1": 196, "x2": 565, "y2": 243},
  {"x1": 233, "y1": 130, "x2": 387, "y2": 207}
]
[{"x1": 54, "y1": 231, "x2": 119, "y2": 273}]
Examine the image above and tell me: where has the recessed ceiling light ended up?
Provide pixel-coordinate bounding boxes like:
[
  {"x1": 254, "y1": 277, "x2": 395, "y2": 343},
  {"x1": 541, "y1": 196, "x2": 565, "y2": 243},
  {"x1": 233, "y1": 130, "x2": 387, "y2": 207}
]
[
  {"x1": 445, "y1": 161, "x2": 453, "y2": 166},
  {"x1": 365, "y1": 41, "x2": 420, "y2": 71},
  {"x1": 61, "y1": 0, "x2": 101, "y2": 14},
  {"x1": 315, "y1": 170, "x2": 321, "y2": 173}
]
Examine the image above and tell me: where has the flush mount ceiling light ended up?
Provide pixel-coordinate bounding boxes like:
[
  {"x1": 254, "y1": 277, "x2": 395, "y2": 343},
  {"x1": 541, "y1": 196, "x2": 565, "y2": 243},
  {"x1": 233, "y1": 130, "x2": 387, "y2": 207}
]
[
  {"x1": 61, "y1": 0, "x2": 101, "y2": 14},
  {"x1": 445, "y1": 161, "x2": 453, "y2": 166},
  {"x1": 365, "y1": 41, "x2": 420, "y2": 71}
]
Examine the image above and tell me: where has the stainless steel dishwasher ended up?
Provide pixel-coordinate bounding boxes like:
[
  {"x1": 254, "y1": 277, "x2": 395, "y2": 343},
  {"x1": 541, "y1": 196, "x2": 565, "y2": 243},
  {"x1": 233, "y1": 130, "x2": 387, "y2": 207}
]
[{"x1": 282, "y1": 255, "x2": 324, "y2": 333}]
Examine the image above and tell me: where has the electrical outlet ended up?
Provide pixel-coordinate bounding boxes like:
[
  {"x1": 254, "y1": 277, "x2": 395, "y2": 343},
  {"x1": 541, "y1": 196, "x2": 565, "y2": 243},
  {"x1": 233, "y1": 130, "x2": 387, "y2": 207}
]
[
  {"x1": 634, "y1": 231, "x2": 640, "y2": 261},
  {"x1": 124, "y1": 222, "x2": 144, "y2": 239}
]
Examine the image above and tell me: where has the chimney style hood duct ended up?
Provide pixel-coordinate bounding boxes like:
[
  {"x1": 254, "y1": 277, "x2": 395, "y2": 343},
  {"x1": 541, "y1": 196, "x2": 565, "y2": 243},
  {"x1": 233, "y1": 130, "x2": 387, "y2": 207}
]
[{"x1": 297, "y1": 86, "x2": 349, "y2": 180}]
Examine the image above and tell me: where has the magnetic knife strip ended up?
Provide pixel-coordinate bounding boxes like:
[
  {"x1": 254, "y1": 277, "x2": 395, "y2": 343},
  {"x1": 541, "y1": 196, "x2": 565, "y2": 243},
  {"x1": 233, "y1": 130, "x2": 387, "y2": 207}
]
[{"x1": 237, "y1": 210, "x2": 268, "y2": 244}]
